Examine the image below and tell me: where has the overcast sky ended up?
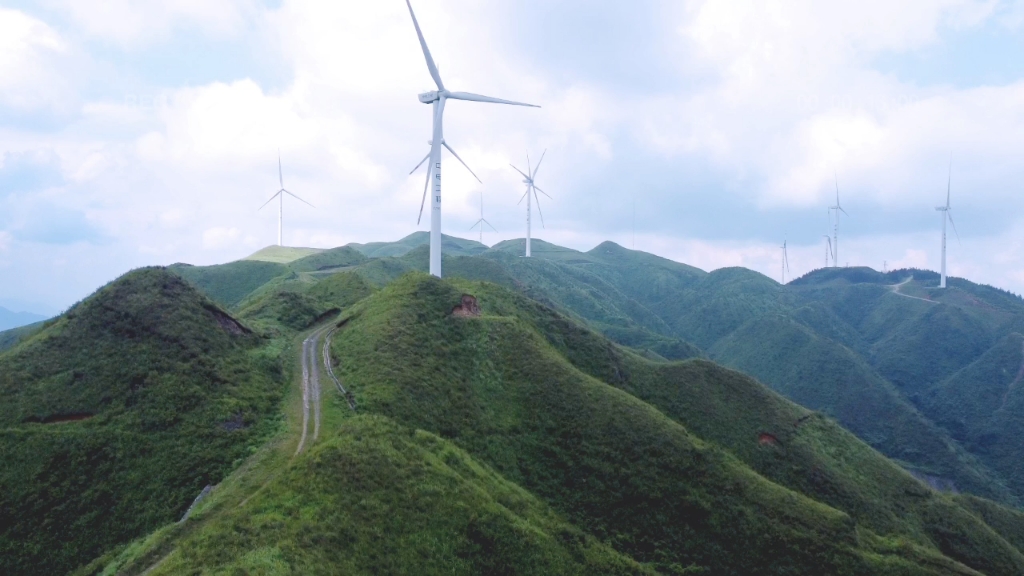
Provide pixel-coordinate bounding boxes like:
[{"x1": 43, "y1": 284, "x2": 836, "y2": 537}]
[{"x1": 1, "y1": 0, "x2": 1024, "y2": 314}]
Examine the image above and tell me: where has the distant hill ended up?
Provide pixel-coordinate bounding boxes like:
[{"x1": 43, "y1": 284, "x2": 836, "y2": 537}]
[{"x1": 0, "y1": 306, "x2": 46, "y2": 331}]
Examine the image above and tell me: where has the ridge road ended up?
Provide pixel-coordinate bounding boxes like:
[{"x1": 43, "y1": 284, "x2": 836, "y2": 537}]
[{"x1": 295, "y1": 320, "x2": 355, "y2": 456}]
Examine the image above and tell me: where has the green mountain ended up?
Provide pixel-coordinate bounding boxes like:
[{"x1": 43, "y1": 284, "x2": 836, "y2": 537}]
[
  {"x1": 79, "y1": 272, "x2": 1024, "y2": 575},
  {"x1": 0, "y1": 269, "x2": 286, "y2": 575},
  {"x1": 162, "y1": 237, "x2": 1024, "y2": 507},
  {"x1": 8, "y1": 234, "x2": 1024, "y2": 574}
]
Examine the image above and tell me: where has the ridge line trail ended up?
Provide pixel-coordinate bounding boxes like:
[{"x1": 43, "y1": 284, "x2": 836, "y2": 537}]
[
  {"x1": 294, "y1": 323, "x2": 331, "y2": 456},
  {"x1": 889, "y1": 276, "x2": 939, "y2": 304}
]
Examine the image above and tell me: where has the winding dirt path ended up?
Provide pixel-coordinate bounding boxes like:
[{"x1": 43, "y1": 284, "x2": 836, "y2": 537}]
[{"x1": 889, "y1": 276, "x2": 938, "y2": 305}]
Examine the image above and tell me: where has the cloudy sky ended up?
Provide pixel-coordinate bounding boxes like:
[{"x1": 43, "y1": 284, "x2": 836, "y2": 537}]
[{"x1": 1, "y1": 0, "x2": 1023, "y2": 314}]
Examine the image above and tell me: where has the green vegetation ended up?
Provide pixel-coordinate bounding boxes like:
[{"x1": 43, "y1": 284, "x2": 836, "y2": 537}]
[
  {"x1": 0, "y1": 268, "x2": 287, "y2": 575},
  {"x1": 12, "y1": 235, "x2": 1024, "y2": 574},
  {"x1": 243, "y1": 245, "x2": 323, "y2": 263}
]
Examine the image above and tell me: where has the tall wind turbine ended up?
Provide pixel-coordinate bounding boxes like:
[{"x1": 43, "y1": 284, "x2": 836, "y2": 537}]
[
  {"x1": 258, "y1": 153, "x2": 313, "y2": 246},
  {"x1": 469, "y1": 190, "x2": 496, "y2": 244},
  {"x1": 936, "y1": 157, "x2": 960, "y2": 289},
  {"x1": 822, "y1": 234, "x2": 833, "y2": 268},
  {"x1": 405, "y1": 0, "x2": 539, "y2": 277},
  {"x1": 781, "y1": 239, "x2": 791, "y2": 284},
  {"x1": 829, "y1": 172, "x2": 849, "y2": 268},
  {"x1": 510, "y1": 150, "x2": 551, "y2": 257}
]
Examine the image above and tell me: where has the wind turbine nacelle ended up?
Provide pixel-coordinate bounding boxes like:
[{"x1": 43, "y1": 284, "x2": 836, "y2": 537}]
[{"x1": 418, "y1": 91, "x2": 440, "y2": 104}]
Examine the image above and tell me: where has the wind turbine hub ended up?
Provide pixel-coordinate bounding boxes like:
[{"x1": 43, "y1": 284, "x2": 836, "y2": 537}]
[{"x1": 418, "y1": 91, "x2": 440, "y2": 104}]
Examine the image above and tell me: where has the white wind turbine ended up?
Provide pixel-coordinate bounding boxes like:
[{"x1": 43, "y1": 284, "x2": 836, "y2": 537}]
[
  {"x1": 258, "y1": 153, "x2": 314, "y2": 247},
  {"x1": 404, "y1": 0, "x2": 539, "y2": 277},
  {"x1": 822, "y1": 234, "x2": 834, "y2": 268},
  {"x1": 829, "y1": 172, "x2": 849, "y2": 268},
  {"x1": 936, "y1": 157, "x2": 960, "y2": 289},
  {"x1": 510, "y1": 150, "x2": 551, "y2": 257},
  {"x1": 469, "y1": 190, "x2": 497, "y2": 244},
  {"x1": 781, "y1": 239, "x2": 791, "y2": 284}
]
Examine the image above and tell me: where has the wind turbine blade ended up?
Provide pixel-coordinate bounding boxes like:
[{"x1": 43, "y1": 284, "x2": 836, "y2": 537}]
[
  {"x1": 840, "y1": 207, "x2": 849, "y2": 216},
  {"x1": 510, "y1": 164, "x2": 530, "y2": 179},
  {"x1": 442, "y1": 141, "x2": 481, "y2": 183},
  {"x1": 834, "y1": 170, "x2": 840, "y2": 205},
  {"x1": 409, "y1": 152, "x2": 431, "y2": 175},
  {"x1": 404, "y1": 0, "x2": 444, "y2": 91},
  {"x1": 534, "y1": 191, "x2": 545, "y2": 228},
  {"x1": 532, "y1": 149, "x2": 547, "y2": 179},
  {"x1": 948, "y1": 212, "x2": 962, "y2": 246},
  {"x1": 446, "y1": 92, "x2": 539, "y2": 107},
  {"x1": 278, "y1": 151, "x2": 284, "y2": 189},
  {"x1": 534, "y1": 186, "x2": 552, "y2": 199},
  {"x1": 946, "y1": 155, "x2": 952, "y2": 209},
  {"x1": 483, "y1": 219, "x2": 497, "y2": 232},
  {"x1": 283, "y1": 190, "x2": 315, "y2": 208},
  {"x1": 469, "y1": 218, "x2": 484, "y2": 231},
  {"x1": 517, "y1": 188, "x2": 529, "y2": 205},
  {"x1": 417, "y1": 162, "x2": 432, "y2": 225},
  {"x1": 258, "y1": 191, "x2": 281, "y2": 211}
]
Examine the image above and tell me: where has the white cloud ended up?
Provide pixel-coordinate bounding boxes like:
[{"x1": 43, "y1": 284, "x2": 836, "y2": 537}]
[
  {"x1": 0, "y1": 8, "x2": 70, "y2": 111},
  {"x1": 50, "y1": 0, "x2": 256, "y2": 46},
  {"x1": 202, "y1": 226, "x2": 241, "y2": 250}
]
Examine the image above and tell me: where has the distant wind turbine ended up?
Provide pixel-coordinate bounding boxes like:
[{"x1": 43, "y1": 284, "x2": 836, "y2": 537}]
[
  {"x1": 511, "y1": 150, "x2": 551, "y2": 257},
  {"x1": 781, "y1": 239, "x2": 791, "y2": 284},
  {"x1": 829, "y1": 172, "x2": 849, "y2": 268},
  {"x1": 822, "y1": 234, "x2": 833, "y2": 268},
  {"x1": 936, "y1": 156, "x2": 961, "y2": 289},
  {"x1": 258, "y1": 153, "x2": 313, "y2": 247},
  {"x1": 469, "y1": 191, "x2": 497, "y2": 244},
  {"x1": 404, "y1": 0, "x2": 539, "y2": 277}
]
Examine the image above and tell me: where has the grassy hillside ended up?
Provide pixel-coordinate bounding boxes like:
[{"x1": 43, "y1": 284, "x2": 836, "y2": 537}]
[
  {"x1": 287, "y1": 246, "x2": 368, "y2": 273},
  {"x1": 323, "y1": 274, "x2": 1023, "y2": 574},
  {"x1": 0, "y1": 268, "x2": 287, "y2": 575},
  {"x1": 169, "y1": 260, "x2": 292, "y2": 308},
  {"x1": 142, "y1": 416, "x2": 657, "y2": 576},
  {"x1": 0, "y1": 320, "x2": 47, "y2": 353},
  {"x1": 348, "y1": 231, "x2": 488, "y2": 258},
  {"x1": 243, "y1": 245, "x2": 323, "y2": 263}
]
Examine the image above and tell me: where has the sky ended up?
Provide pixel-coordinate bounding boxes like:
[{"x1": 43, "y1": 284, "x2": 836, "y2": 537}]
[{"x1": 1, "y1": 0, "x2": 1024, "y2": 314}]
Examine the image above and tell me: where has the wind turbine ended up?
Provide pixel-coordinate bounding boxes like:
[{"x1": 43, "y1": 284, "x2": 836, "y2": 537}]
[
  {"x1": 936, "y1": 157, "x2": 960, "y2": 289},
  {"x1": 469, "y1": 190, "x2": 496, "y2": 244},
  {"x1": 405, "y1": 0, "x2": 539, "y2": 277},
  {"x1": 829, "y1": 172, "x2": 849, "y2": 268},
  {"x1": 822, "y1": 234, "x2": 833, "y2": 268},
  {"x1": 781, "y1": 239, "x2": 791, "y2": 284},
  {"x1": 510, "y1": 150, "x2": 551, "y2": 257},
  {"x1": 258, "y1": 153, "x2": 314, "y2": 247}
]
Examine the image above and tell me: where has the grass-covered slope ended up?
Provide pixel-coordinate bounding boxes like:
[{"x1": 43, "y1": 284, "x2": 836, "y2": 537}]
[
  {"x1": 0, "y1": 268, "x2": 286, "y2": 575},
  {"x1": 324, "y1": 274, "x2": 1018, "y2": 575},
  {"x1": 169, "y1": 260, "x2": 292, "y2": 308},
  {"x1": 243, "y1": 245, "x2": 323, "y2": 263},
  {"x1": 287, "y1": 245, "x2": 368, "y2": 273},
  {"x1": 0, "y1": 320, "x2": 47, "y2": 353},
  {"x1": 145, "y1": 416, "x2": 656, "y2": 576},
  {"x1": 348, "y1": 231, "x2": 488, "y2": 258}
]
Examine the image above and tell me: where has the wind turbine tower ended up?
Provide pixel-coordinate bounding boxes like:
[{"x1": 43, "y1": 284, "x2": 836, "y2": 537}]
[
  {"x1": 259, "y1": 153, "x2": 314, "y2": 246},
  {"x1": 822, "y1": 235, "x2": 834, "y2": 268},
  {"x1": 511, "y1": 150, "x2": 551, "y2": 257},
  {"x1": 781, "y1": 239, "x2": 791, "y2": 284},
  {"x1": 404, "y1": 0, "x2": 539, "y2": 277},
  {"x1": 469, "y1": 191, "x2": 497, "y2": 244},
  {"x1": 829, "y1": 172, "x2": 849, "y2": 268},
  {"x1": 936, "y1": 158, "x2": 960, "y2": 289}
]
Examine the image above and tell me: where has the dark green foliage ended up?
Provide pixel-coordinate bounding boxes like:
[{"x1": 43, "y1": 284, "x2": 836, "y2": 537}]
[
  {"x1": 169, "y1": 260, "x2": 292, "y2": 308},
  {"x1": 0, "y1": 268, "x2": 285, "y2": 575},
  {"x1": 236, "y1": 287, "x2": 332, "y2": 333},
  {"x1": 306, "y1": 270, "x2": 376, "y2": 309},
  {"x1": 323, "y1": 274, "x2": 1017, "y2": 575},
  {"x1": 287, "y1": 245, "x2": 368, "y2": 272}
]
